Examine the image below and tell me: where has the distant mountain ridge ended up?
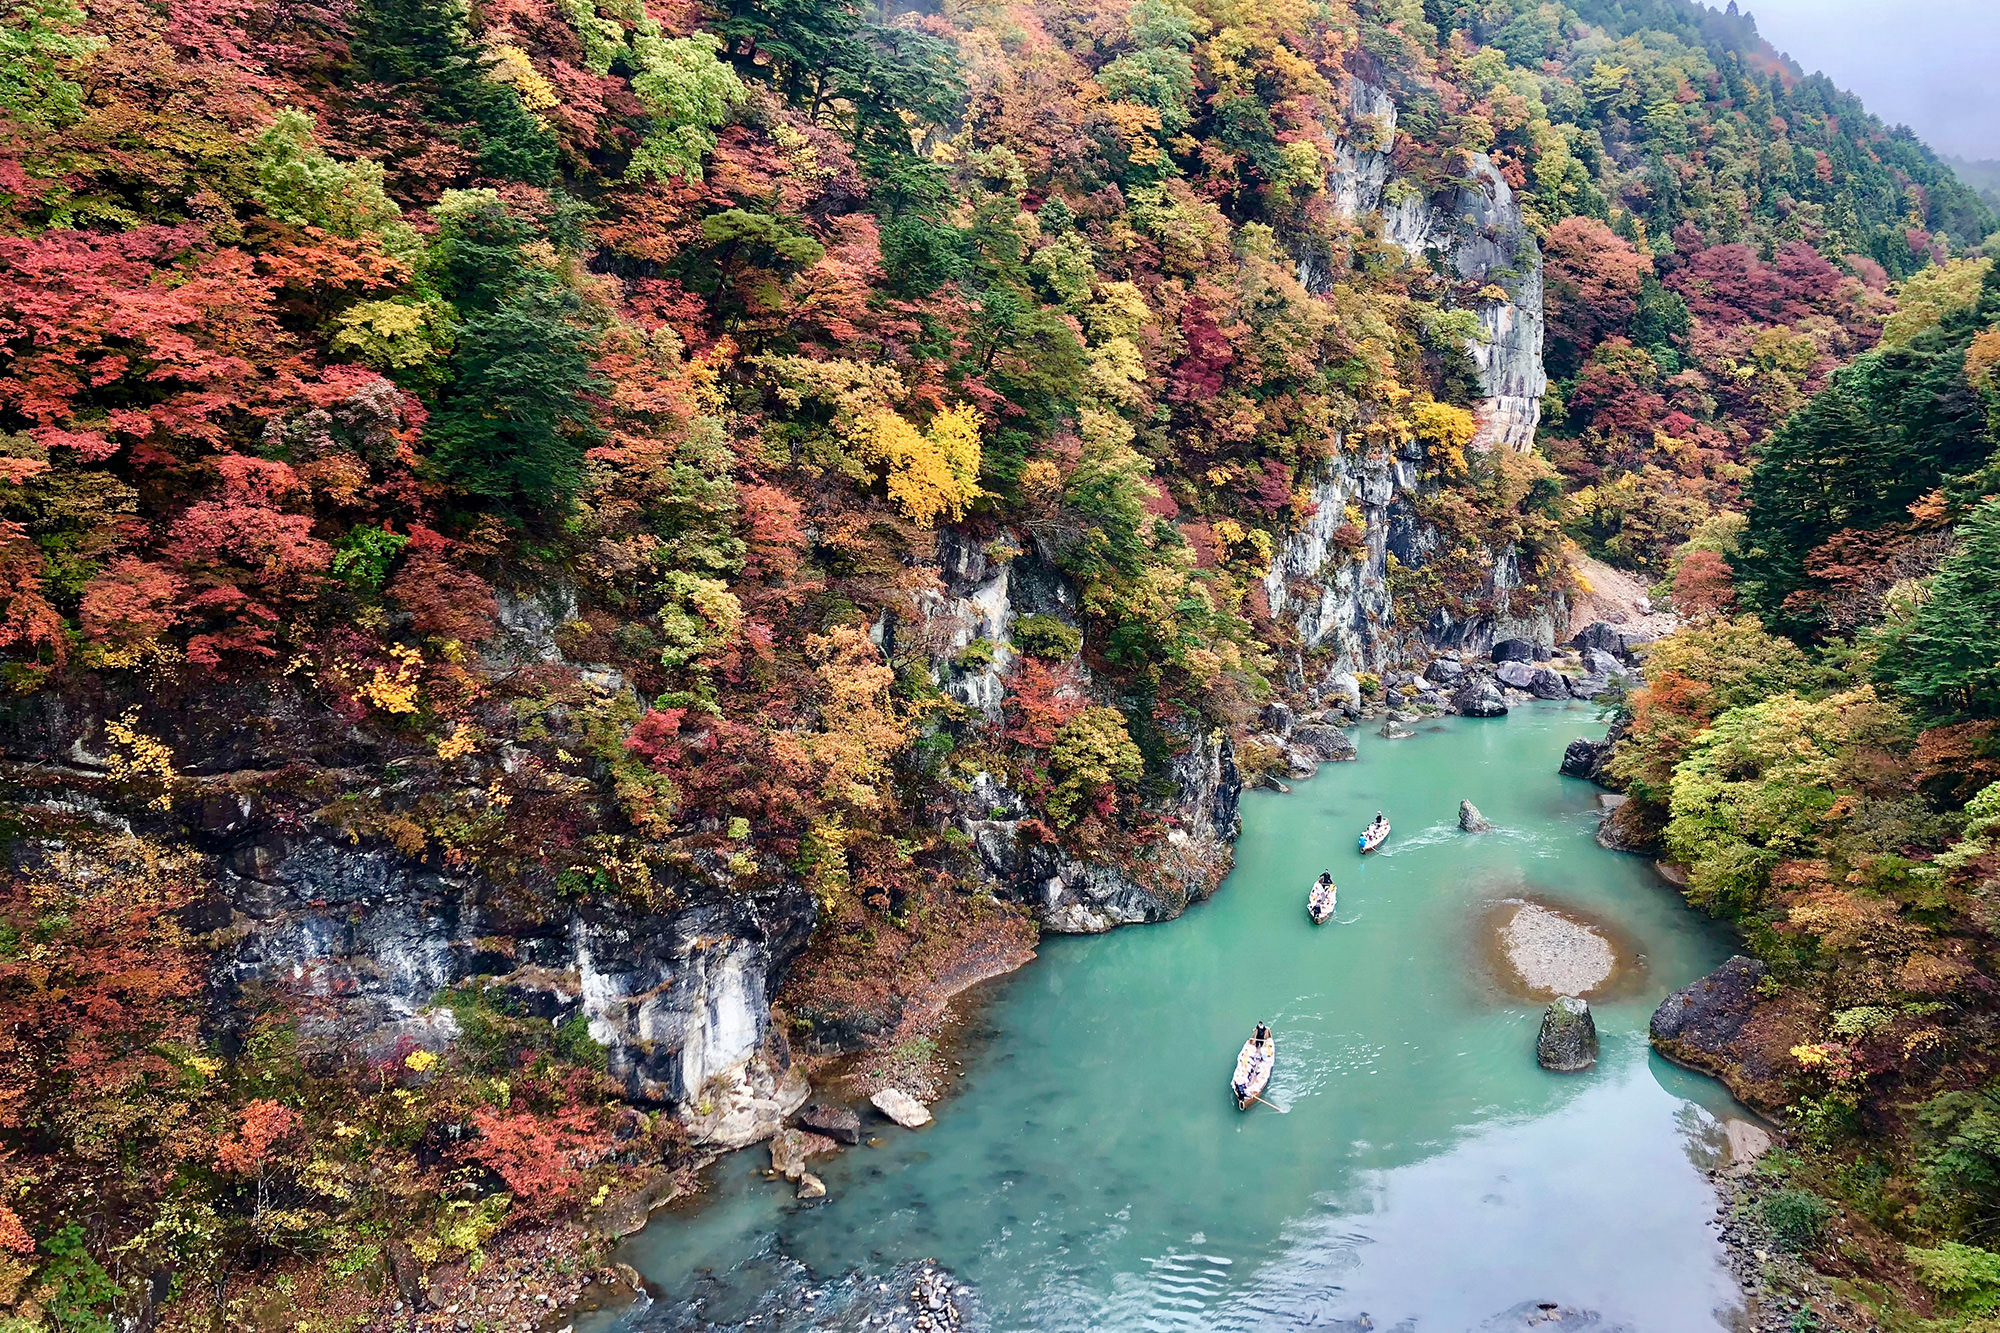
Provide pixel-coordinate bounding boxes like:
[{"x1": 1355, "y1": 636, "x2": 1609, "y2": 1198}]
[{"x1": 1945, "y1": 154, "x2": 2000, "y2": 212}]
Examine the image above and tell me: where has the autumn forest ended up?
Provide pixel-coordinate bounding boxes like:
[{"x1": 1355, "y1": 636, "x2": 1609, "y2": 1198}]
[{"x1": 3, "y1": 0, "x2": 2000, "y2": 1323}]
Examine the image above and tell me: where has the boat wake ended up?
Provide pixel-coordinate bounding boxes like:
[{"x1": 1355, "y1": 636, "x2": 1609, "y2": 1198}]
[{"x1": 1374, "y1": 821, "x2": 1564, "y2": 859}]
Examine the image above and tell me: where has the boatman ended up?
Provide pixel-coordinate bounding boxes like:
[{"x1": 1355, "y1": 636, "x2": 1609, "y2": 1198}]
[{"x1": 1253, "y1": 1021, "x2": 1271, "y2": 1047}]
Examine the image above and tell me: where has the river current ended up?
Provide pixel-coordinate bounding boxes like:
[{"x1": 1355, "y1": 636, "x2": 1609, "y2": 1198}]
[{"x1": 602, "y1": 703, "x2": 1752, "y2": 1331}]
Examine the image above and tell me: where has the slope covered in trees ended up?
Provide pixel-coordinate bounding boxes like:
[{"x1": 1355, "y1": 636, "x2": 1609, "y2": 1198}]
[
  {"x1": 1599, "y1": 256, "x2": 2000, "y2": 1325},
  {"x1": 0, "y1": 0, "x2": 1996, "y2": 1323}
]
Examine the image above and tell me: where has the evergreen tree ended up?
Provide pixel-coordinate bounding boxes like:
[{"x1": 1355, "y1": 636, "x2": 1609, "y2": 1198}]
[
  {"x1": 427, "y1": 286, "x2": 605, "y2": 512},
  {"x1": 1737, "y1": 284, "x2": 1999, "y2": 637},
  {"x1": 1874, "y1": 497, "x2": 2000, "y2": 718}
]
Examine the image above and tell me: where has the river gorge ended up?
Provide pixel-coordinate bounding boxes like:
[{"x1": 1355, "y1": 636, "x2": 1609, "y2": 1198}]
[{"x1": 591, "y1": 705, "x2": 1761, "y2": 1332}]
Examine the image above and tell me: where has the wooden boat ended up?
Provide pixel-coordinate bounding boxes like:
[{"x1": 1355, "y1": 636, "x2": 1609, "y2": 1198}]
[
  {"x1": 1232, "y1": 1034, "x2": 1274, "y2": 1110},
  {"x1": 1358, "y1": 819, "x2": 1391, "y2": 854},
  {"x1": 1307, "y1": 879, "x2": 1337, "y2": 924}
]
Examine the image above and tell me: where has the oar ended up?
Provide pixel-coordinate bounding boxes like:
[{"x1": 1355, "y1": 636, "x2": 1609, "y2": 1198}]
[{"x1": 1246, "y1": 1092, "x2": 1290, "y2": 1113}]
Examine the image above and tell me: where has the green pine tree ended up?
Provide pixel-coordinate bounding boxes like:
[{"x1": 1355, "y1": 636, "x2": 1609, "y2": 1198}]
[{"x1": 1874, "y1": 496, "x2": 2000, "y2": 719}]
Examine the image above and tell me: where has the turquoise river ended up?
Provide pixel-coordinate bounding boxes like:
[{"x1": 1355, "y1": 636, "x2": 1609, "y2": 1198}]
[{"x1": 600, "y1": 702, "x2": 1754, "y2": 1331}]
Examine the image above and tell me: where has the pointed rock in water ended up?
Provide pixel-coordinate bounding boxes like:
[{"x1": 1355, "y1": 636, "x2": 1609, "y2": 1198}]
[
  {"x1": 1537, "y1": 996, "x2": 1598, "y2": 1072},
  {"x1": 1452, "y1": 677, "x2": 1508, "y2": 717},
  {"x1": 870, "y1": 1087, "x2": 933, "y2": 1128},
  {"x1": 770, "y1": 1127, "x2": 810, "y2": 1180},
  {"x1": 796, "y1": 1171, "x2": 826, "y2": 1199},
  {"x1": 1459, "y1": 800, "x2": 1494, "y2": 832},
  {"x1": 1559, "y1": 737, "x2": 1609, "y2": 781}
]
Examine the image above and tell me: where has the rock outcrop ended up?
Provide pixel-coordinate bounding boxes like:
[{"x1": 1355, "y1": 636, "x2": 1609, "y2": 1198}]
[
  {"x1": 1316, "y1": 76, "x2": 1546, "y2": 453},
  {"x1": 1560, "y1": 737, "x2": 1612, "y2": 783},
  {"x1": 1595, "y1": 797, "x2": 1662, "y2": 854},
  {"x1": 1289, "y1": 723, "x2": 1357, "y2": 763},
  {"x1": 1537, "y1": 996, "x2": 1599, "y2": 1072},
  {"x1": 1452, "y1": 677, "x2": 1509, "y2": 717},
  {"x1": 870, "y1": 1087, "x2": 933, "y2": 1128},
  {"x1": 960, "y1": 721, "x2": 1242, "y2": 934},
  {"x1": 1572, "y1": 620, "x2": 1665, "y2": 662},
  {"x1": 1649, "y1": 956, "x2": 1792, "y2": 1107},
  {"x1": 1265, "y1": 76, "x2": 1556, "y2": 674},
  {"x1": 1459, "y1": 800, "x2": 1494, "y2": 832}
]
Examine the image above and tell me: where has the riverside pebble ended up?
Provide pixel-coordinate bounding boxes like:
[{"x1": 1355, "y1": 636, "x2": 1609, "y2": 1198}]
[{"x1": 1501, "y1": 902, "x2": 1616, "y2": 994}]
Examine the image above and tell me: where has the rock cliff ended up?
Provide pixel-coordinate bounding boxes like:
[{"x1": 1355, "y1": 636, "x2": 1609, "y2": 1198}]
[
  {"x1": 1314, "y1": 74, "x2": 1547, "y2": 453},
  {"x1": 2, "y1": 676, "x2": 818, "y2": 1148},
  {"x1": 1271, "y1": 75, "x2": 1557, "y2": 670}
]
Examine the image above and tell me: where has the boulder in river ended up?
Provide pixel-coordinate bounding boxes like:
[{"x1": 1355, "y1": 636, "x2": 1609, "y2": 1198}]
[
  {"x1": 1494, "y1": 660, "x2": 1537, "y2": 690},
  {"x1": 798, "y1": 1102, "x2": 862, "y2": 1145},
  {"x1": 1559, "y1": 737, "x2": 1610, "y2": 781},
  {"x1": 1289, "y1": 723, "x2": 1357, "y2": 762},
  {"x1": 1526, "y1": 665, "x2": 1571, "y2": 699},
  {"x1": 870, "y1": 1087, "x2": 933, "y2": 1128},
  {"x1": 796, "y1": 1172, "x2": 826, "y2": 1200},
  {"x1": 1452, "y1": 677, "x2": 1508, "y2": 717},
  {"x1": 769, "y1": 1127, "x2": 836, "y2": 1180},
  {"x1": 1566, "y1": 673, "x2": 1610, "y2": 700},
  {"x1": 1459, "y1": 800, "x2": 1494, "y2": 832},
  {"x1": 1537, "y1": 996, "x2": 1598, "y2": 1072}
]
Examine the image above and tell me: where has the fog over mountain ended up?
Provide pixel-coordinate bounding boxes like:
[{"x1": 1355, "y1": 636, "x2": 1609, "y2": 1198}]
[{"x1": 1743, "y1": 0, "x2": 2000, "y2": 160}]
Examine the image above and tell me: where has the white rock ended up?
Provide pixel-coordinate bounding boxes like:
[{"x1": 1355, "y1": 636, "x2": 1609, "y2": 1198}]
[{"x1": 870, "y1": 1087, "x2": 933, "y2": 1128}]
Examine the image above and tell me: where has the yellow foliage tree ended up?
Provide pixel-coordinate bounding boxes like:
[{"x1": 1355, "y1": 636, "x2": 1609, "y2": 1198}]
[
  {"x1": 851, "y1": 404, "x2": 985, "y2": 527},
  {"x1": 1410, "y1": 399, "x2": 1478, "y2": 472},
  {"x1": 1882, "y1": 257, "x2": 1993, "y2": 349},
  {"x1": 802, "y1": 625, "x2": 913, "y2": 812}
]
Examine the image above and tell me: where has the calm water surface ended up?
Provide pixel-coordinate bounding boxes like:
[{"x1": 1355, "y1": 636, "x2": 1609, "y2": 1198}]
[{"x1": 607, "y1": 703, "x2": 1750, "y2": 1331}]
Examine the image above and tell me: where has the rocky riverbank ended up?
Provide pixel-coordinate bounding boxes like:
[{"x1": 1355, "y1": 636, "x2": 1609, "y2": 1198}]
[{"x1": 624, "y1": 1258, "x2": 976, "y2": 1332}]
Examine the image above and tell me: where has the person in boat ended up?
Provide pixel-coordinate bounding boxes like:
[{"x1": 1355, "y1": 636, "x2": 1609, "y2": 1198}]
[
  {"x1": 1253, "y1": 1021, "x2": 1271, "y2": 1047},
  {"x1": 1316, "y1": 871, "x2": 1333, "y2": 887}
]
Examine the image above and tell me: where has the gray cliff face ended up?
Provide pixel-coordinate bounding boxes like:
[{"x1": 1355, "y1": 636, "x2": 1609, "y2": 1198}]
[
  {"x1": 1262, "y1": 439, "x2": 1423, "y2": 670},
  {"x1": 958, "y1": 721, "x2": 1241, "y2": 935},
  {"x1": 897, "y1": 533, "x2": 1242, "y2": 935},
  {"x1": 2, "y1": 689, "x2": 818, "y2": 1144},
  {"x1": 208, "y1": 816, "x2": 816, "y2": 1112},
  {"x1": 1273, "y1": 75, "x2": 1557, "y2": 669},
  {"x1": 1315, "y1": 75, "x2": 1547, "y2": 453}
]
